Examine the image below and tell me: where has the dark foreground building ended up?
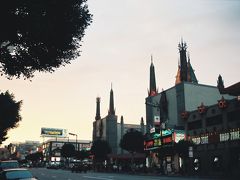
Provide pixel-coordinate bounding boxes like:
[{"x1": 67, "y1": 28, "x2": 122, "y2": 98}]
[{"x1": 186, "y1": 79, "x2": 240, "y2": 178}]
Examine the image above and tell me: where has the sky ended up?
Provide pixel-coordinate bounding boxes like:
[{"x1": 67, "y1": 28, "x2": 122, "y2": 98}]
[{"x1": 1, "y1": 0, "x2": 240, "y2": 146}]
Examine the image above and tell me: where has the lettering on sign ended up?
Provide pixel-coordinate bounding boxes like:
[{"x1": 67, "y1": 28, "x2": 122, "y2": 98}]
[
  {"x1": 200, "y1": 136, "x2": 208, "y2": 144},
  {"x1": 220, "y1": 133, "x2": 229, "y2": 142},
  {"x1": 230, "y1": 130, "x2": 240, "y2": 140}
]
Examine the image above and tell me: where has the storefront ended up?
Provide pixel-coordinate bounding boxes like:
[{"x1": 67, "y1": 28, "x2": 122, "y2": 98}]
[
  {"x1": 190, "y1": 128, "x2": 240, "y2": 176},
  {"x1": 144, "y1": 129, "x2": 185, "y2": 174}
]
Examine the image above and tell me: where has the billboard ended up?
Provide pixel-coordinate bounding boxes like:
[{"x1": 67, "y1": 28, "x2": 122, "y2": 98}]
[{"x1": 41, "y1": 127, "x2": 67, "y2": 138}]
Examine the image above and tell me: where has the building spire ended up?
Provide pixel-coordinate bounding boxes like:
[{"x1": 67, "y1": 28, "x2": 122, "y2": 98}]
[
  {"x1": 108, "y1": 84, "x2": 115, "y2": 115},
  {"x1": 178, "y1": 39, "x2": 188, "y2": 82},
  {"x1": 187, "y1": 53, "x2": 198, "y2": 84},
  {"x1": 148, "y1": 55, "x2": 157, "y2": 96},
  {"x1": 95, "y1": 97, "x2": 101, "y2": 120},
  {"x1": 217, "y1": 74, "x2": 224, "y2": 90}
]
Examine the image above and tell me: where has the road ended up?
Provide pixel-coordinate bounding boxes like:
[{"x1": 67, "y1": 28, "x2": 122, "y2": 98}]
[{"x1": 30, "y1": 168, "x2": 213, "y2": 180}]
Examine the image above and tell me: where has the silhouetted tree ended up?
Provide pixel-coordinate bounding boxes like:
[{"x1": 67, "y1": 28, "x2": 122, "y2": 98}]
[
  {"x1": 0, "y1": 0, "x2": 92, "y2": 79},
  {"x1": 120, "y1": 128, "x2": 144, "y2": 165},
  {"x1": 25, "y1": 152, "x2": 43, "y2": 162},
  {"x1": 0, "y1": 91, "x2": 22, "y2": 144},
  {"x1": 91, "y1": 139, "x2": 111, "y2": 163},
  {"x1": 75, "y1": 149, "x2": 90, "y2": 160},
  {"x1": 61, "y1": 143, "x2": 75, "y2": 158},
  {"x1": 120, "y1": 128, "x2": 144, "y2": 154}
]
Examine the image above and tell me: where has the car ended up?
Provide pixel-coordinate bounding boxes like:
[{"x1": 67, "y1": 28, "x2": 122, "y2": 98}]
[
  {"x1": 71, "y1": 163, "x2": 87, "y2": 173},
  {"x1": 0, "y1": 161, "x2": 19, "y2": 172},
  {"x1": 0, "y1": 168, "x2": 38, "y2": 180}
]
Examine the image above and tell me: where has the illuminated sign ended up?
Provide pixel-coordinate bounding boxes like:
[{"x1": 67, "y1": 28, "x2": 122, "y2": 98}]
[
  {"x1": 41, "y1": 127, "x2": 67, "y2": 138},
  {"x1": 174, "y1": 130, "x2": 185, "y2": 143},
  {"x1": 150, "y1": 128, "x2": 155, "y2": 133},
  {"x1": 191, "y1": 129, "x2": 240, "y2": 144},
  {"x1": 144, "y1": 138, "x2": 161, "y2": 150},
  {"x1": 162, "y1": 136, "x2": 173, "y2": 144}
]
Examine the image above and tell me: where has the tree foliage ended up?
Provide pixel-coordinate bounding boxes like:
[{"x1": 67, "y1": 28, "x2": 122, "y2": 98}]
[
  {"x1": 25, "y1": 152, "x2": 43, "y2": 162},
  {"x1": 75, "y1": 149, "x2": 90, "y2": 160},
  {"x1": 0, "y1": 91, "x2": 22, "y2": 143},
  {"x1": 91, "y1": 139, "x2": 111, "y2": 162},
  {"x1": 0, "y1": 0, "x2": 92, "y2": 79},
  {"x1": 120, "y1": 128, "x2": 144, "y2": 154},
  {"x1": 61, "y1": 143, "x2": 75, "y2": 158}
]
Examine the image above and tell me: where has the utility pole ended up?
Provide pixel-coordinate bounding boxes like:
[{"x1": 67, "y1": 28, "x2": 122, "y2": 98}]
[{"x1": 69, "y1": 133, "x2": 78, "y2": 151}]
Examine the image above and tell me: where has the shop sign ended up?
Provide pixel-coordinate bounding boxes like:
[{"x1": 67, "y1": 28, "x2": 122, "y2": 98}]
[
  {"x1": 200, "y1": 135, "x2": 208, "y2": 144},
  {"x1": 220, "y1": 130, "x2": 240, "y2": 142},
  {"x1": 154, "y1": 138, "x2": 161, "y2": 147},
  {"x1": 150, "y1": 127, "x2": 155, "y2": 134},
  {"x1": 162, "y1": 129, "x2": 173, "y2": 136},
  {"x1": 230, "y1": 130, "x2": 240, "y2": 140},
  {"x1": 192, "y1": 137, "x2": 201, "y2": 145},
  {"x1": 192, "y1": 129, "x2": 240, "y2": 144},
  {"x1": 174, "y1": 131, "x2": 185, "y2": 143},
  {"x1": 144, "y1": 140, "x2": 154, "y2": 150},
  {"x1": 220, "y1": 133, "x2": 229, "y2": 142},
  {"x1": 162, "y1": 135, "x2": 173, "y2": 144},
  {"x1": 144, "y1": 138, "x2": 161, "y2": 150}
]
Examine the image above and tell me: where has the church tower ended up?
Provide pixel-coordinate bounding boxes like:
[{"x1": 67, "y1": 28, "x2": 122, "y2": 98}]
[
  {"x1": 95, "y1": 97, "x2": 101, "y2": 120},
  {"x1": 148, "y1": 55, "x2": 158, "y2": 96},
  {"x1": 108, "y1": 84, "x2": 115, "y2": 115},
  {"x1": 106, "y1": 84, "x2": 118, "y2": 154}
]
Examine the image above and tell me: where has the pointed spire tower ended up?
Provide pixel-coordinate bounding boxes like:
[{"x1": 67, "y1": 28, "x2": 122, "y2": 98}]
[
  {"x1": 176, "y1": 39, "x2": 198, "y2": 85},
  {"x1": 95, "y1": 97, "x2": 101, "y2": 120},
  {"x1": 148, "y1": 55, "x2": 158, "y2": 96},
  {"x1": 187, "y1": 53, "x2": 198, "y2": 84},
  {"x1": 178, "y1": 39, "x2": 188, "y2": 82},
  {"x1": 217, "y1": 74, "x2": 225, "y2": 90},
  {"x1": 108, "y1": 83, "x2": 115, "y2": 115}
]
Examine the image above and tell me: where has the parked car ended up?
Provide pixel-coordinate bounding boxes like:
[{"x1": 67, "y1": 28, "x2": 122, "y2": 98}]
[
  {"x1": 0, "y1": 161, "x2": 19, "y2": 172},
  {"x1": 71, "y1": 163, "x2": 87, "y2": 173},
  {"x1": 0, "y1": 168, "x2": 38, "y2": 180}
]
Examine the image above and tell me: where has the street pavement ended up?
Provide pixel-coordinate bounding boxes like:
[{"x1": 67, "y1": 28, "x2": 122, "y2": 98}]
[{"x1": 29, "y1": 168, "x2": 215, "y2": 180}]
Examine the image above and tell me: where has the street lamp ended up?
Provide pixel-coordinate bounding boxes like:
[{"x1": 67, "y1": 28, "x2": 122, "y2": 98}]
[{"x1": 69, "y1": 133, "x2": 78, "y2": 151}]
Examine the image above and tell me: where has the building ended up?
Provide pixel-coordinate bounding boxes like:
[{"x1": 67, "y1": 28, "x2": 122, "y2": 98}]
[
  {"x1": 41, "y1": 138, "x2": 91, "y2": 162},
  {"x1": 144, "y1": 40, "x2": 236, "y2": 173},
  {"x1": 145, "y1": 41, "x2": 235, "y2": 133},
  {"x1": 186, "y1": 79, "x2": 240, "y2": 177},
  {"x1": 92, "y1": 86, "x2": 146, "y2": 155},
  {"x1": 7, "y1": 141, "x2": 41, "y2": 160}
]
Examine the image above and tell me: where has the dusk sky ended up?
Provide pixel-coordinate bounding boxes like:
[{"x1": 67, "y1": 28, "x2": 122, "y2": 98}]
[{"x1": 1, "y1": 0, "x2": 240, "y2": 145}]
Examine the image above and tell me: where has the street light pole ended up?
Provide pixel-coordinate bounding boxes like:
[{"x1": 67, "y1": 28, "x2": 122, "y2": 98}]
[{"x1": 69, "y1": 133, "x2": 78, "y2": 151}]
